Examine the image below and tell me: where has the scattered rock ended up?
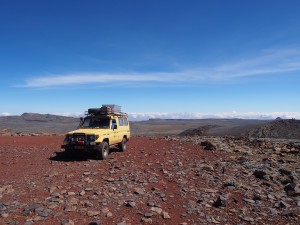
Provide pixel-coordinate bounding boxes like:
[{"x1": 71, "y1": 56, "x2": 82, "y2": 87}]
[
  {"x1": 141, "y1": 217, "x2": 152, "y2": 223},
  {"x1": 134, "y1": 187, "x2": 145, "y2": 195},
  {"x1": 126, "y1": 201, "x2": 136, "y2": 207},
  {"x1": 1, "y1": 135, "x2": 299, "y2": 224},
  {"x1": 150, "y1": 206, "x2": 162, "y2": 214},
  {"x1": 64, "y1": 205, "x2": 77, "y2": 212},
  {"x1": 88, "y1": 222, "x2": 101, "y2": 225},
  {"x1": 144, "y1": 212, "x2": 154, "y2": 218},
  {"x1": 213, "y1": 195, "x2": 228, "y2": 208},
  {"x1": 87, "y1": 210, "x2": 100, "y2": 217},
  {"x1": 116, "y1": 222, "x2": 126, "y2": 225},
  {"x1": 241, "y1": 216, "x2": 254, "y2": 222},
  {"x1": 1, "y1": 213, "x2": 9, "y2": 218},
  {"x1": 162, "y1": 211, "x2": 171, "y2": 219},
  {"x1": 61, "y1": 219, "x2": 75, "y2": 225},
  {"x1": 24, "y1": 221, "x2": 34, "y2": 225},
  {"x1": 253, "y1": 170, "x2": 267, "y2": 179},
  {"x1": 284, "y1": 183, "x2": 300, "y2": 196},
  {"x1": 201, "y1": 141, "x2": 216, "y2": 150}
]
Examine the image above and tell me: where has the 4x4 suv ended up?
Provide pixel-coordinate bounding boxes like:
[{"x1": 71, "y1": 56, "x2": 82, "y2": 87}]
[{"x1": 61, "y1": 105, "x2": 130, "y2": 160}]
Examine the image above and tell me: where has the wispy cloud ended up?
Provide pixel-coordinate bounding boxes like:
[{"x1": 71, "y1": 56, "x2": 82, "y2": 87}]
[
  {"x1": 213, "y1": 48, "x2": 300, "y2": 79},
  {"x1": 22, "y1": 48, "x2": 300, "y2": 88},
  {"x1": 23, "y1": 72, "x2": 185, "y2": 88}
]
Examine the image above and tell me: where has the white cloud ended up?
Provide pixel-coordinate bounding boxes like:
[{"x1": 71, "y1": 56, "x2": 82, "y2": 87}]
[
  {"x1": 0, "y1": 112, "x2": 12, "y2": 116},
  {"x1": 128, "y1": 111, "x2": 300, "y2": 121},
  {"x1": 21, "y1": 47, "x2": 300, "y2": 88},
  {"x1": 54, "y1": 112, "x2": 84, "y2": 117}
]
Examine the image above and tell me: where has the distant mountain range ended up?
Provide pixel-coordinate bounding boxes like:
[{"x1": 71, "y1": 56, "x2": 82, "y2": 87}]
[
  {"x1": 0, "y1": 113, "x2": 299, "y2": 139},
  {"x1": 177, "y1": 118, "x2": 300, "y2": 139},
  {"x1": 247, "y1": 118, "x2": 300, "y2": 139},
  {"x1": 0, "y1": 113, "x2": 79, "y2": 134}
]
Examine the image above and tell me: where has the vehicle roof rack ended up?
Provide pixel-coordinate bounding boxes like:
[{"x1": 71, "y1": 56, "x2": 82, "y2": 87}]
[{"x1": 84, "y1": 104, "x2": 128, "y2": 117}]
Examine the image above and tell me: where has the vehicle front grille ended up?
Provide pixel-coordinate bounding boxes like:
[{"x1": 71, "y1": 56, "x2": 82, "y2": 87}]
[{"x1": 72, "y1": 133, "x2": 86, "y2": 143}]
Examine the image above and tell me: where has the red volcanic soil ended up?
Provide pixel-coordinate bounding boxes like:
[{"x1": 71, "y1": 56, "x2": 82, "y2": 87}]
[{"x1": 0, "y1": 136, "x2": 299, "y2": 225}]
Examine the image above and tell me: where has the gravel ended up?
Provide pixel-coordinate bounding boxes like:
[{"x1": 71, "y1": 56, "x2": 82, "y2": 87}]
[{"x1": 0, "y1": 135, "x2": 299, "y2": 224}]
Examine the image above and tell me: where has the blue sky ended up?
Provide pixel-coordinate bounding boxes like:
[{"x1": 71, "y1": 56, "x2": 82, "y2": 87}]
[{"x1": 1, "y1": 0, "x2": 300, "y2": 120}]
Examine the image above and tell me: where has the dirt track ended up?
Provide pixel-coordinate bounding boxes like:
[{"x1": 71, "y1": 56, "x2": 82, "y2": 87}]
[{"x1": 0, "y1": 136, "x2": 299, "y2": 225}]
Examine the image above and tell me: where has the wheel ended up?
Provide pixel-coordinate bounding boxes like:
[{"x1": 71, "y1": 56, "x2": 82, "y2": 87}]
[
  {"x1": 118, "y1": 138, "x2": 127, "y2": 152},
  {"x1": 95, "y1": 142, "x2": 109, "y2": 160}
]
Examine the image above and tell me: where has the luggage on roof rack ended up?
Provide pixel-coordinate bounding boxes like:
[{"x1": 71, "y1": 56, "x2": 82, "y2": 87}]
[
  {"x1": 87, "y1": 104, "x2": 122, "y2": 115},
  {"x1": 87, "y1": 108, "x2": 101, "y2": 115},
  {"x1": 101, "y1": 104, "x2": 121, "y2": 114}
]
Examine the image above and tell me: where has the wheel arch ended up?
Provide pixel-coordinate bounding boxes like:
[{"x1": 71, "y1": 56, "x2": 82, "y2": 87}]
[{"x1": 102, "y1": 138, "x2": 109, "y2": 145}]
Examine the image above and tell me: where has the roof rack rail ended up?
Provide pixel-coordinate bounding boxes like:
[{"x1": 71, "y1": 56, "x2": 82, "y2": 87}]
[{"x1": 84, "y1": 110, "x2": 128, "y2": 117}]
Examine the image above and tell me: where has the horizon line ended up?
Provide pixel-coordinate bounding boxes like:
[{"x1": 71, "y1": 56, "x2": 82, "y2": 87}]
[{"x1": 1, "y1": 111, "x2": 299, "y2": 121}]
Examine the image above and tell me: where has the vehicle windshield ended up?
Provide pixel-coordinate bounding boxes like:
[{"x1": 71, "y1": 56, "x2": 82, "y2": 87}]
[{"x1": 81, "y1": 117, "x2": 110, "y2": 129}]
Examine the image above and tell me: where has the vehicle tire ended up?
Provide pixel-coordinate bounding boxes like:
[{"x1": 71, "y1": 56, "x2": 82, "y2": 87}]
[
  {"x1": 118, "y1": 138, "x2": 127, "y2": 152},
  {"x1": 95, "y1": 142, "x2": 109, "y2": 160}
]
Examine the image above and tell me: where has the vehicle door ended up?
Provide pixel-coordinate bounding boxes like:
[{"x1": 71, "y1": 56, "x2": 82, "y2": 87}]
[
  {"x1": 117, "y1": 117, "x2": 124, "y2": 142},
  {"x1": 123, "y1": 117, "x2": 130, "y2": 139},
  {"x1": 110, "y1": 118, "x2": 118, "y2": 144}
]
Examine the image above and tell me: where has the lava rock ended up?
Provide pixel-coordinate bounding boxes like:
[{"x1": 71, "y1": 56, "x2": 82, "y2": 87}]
[
  {"x1": 253, "y1": 170, "x2": 267, "y2": 179},
  {"x1": 213, "y1": 195, "x2": 228, "y2": 208},
  {"x1": 201, "y1": 141, "x2": 216, "y2": 151},
  {"x1": 89, "y1": 222, "x2": 101, "y2": 225},
  {"x1": 284, "y1": 183, "x2": 300, "y2": 196}
]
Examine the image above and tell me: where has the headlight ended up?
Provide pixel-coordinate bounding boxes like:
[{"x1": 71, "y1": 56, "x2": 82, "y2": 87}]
[
  {"x1": 87, "y1": 135, "x2": 96, "y2": 142},
  {"x1": 87, "y1": 135, "x2": 99, "y2": 142}
]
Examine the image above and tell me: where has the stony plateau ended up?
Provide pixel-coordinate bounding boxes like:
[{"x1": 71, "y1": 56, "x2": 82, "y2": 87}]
[{"x1": 0, "y1": 135, "x2": 299, "y2": 224}]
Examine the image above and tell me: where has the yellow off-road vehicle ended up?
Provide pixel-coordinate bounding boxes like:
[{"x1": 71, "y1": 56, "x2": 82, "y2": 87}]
[{"x1": 61, "y1": 105, "x2": 130, "y2": 160}]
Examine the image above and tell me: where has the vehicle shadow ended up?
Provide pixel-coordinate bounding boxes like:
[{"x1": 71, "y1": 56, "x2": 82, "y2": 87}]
[
  {"x1": 49, "y1": 147, "x2": 122, "y2": 162},
  {"x1": 49, "y1": 151, "x2": 90, "y2": 162}
]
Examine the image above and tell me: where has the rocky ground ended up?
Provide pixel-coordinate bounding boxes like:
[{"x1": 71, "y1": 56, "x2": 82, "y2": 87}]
[{"x1": 0, "y1": 135, "x2": 299, "y2": 225}]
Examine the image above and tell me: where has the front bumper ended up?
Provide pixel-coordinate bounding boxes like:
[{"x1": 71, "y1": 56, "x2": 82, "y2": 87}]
[{"x1": 61, "y1": 142, "x2": 98, "y2": 153}]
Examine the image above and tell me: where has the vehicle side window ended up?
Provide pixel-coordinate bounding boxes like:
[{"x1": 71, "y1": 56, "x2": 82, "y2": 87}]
[
  {"x1": 118, "y1": 118, "x2": 123, "y2": 126},
  {"x1": 111, "y1": 119, "x2": 117, "y2": 129},
  {"x1": 124, "y1": 118, "x2": 128, "y2": 126}
]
